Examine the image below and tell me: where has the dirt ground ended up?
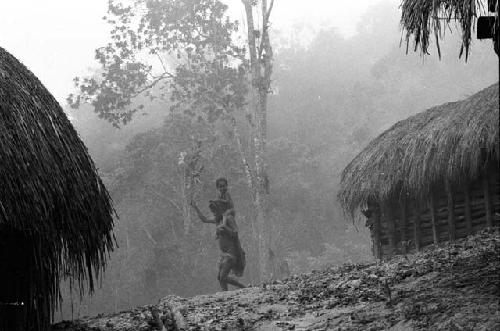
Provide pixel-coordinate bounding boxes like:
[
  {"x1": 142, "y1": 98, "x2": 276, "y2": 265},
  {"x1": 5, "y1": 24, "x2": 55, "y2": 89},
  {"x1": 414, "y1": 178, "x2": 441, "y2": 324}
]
[{"x1": 52, "y1": 229, "x2": 500, "y2": 331}]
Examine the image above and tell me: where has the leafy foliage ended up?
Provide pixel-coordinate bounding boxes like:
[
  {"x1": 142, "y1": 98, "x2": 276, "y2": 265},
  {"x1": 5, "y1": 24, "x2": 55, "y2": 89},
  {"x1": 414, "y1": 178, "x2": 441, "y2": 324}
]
[{"x1": 68, "y1": 0, "x2": 248, "y2": 127}]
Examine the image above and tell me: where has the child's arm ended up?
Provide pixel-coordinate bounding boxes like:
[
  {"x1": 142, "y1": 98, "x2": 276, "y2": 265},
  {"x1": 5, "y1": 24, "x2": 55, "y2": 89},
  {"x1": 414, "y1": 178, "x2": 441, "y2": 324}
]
[
  {"x1": 225, "y1": 192, "x2": 234, "y2": 210},
  {"x1": 220, "y1": 210, "x2": 237, "y2": 237},
  {"x1": 215, "y1": 192, "x2": 234, "y2": 209},
  {"x1": 221, "y1": 192, "x2": 235, "y2": 220},
  {"x1": 221, "y1": 212, "x2": 228, "y2": 228}
]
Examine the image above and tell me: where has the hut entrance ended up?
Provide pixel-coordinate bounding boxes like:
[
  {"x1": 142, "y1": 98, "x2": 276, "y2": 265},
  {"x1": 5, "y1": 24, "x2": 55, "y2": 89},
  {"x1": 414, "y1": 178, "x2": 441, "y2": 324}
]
[{"x1": 0, "y1": 225, "x2": 33, "y2": 331}]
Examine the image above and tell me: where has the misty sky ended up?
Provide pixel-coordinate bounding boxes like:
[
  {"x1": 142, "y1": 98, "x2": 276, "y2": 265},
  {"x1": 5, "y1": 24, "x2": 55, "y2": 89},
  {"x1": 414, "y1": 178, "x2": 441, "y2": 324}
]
[{"x1": 0, "y1": 0, "x2": 399, "y2": 104}]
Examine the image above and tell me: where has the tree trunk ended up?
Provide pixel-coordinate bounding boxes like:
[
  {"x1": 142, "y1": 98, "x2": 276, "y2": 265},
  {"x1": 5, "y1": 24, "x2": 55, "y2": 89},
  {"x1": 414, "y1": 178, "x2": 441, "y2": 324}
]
[{"x1": 242, "y1": 0, "x2": 274, "y2": 281}]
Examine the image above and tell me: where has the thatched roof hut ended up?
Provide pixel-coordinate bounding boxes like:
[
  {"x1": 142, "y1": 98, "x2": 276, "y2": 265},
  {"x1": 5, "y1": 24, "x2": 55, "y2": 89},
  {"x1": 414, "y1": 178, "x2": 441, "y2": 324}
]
[
  {"x1": 339, "y1": 83, "x2": 499, "y2": 258},
  {"x1": 0, "y1": 47, "x2": 115, "y2": 330}
]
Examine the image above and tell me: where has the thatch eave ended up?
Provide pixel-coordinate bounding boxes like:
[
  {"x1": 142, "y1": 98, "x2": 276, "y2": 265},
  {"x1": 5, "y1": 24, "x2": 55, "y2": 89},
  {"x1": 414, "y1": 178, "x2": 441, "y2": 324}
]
[
  {"x1": 0, "y1": 46, "x2": 116, "y2": 330},
  {"x1": 400, "y1": 0, "x2": 495, "y2": 60}
]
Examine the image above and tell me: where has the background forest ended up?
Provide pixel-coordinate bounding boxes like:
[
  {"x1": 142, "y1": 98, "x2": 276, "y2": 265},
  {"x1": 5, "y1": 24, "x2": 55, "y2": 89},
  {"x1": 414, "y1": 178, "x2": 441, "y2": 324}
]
[{"x1": 58, "y1": 0, "x2": 498, "y2": 319}]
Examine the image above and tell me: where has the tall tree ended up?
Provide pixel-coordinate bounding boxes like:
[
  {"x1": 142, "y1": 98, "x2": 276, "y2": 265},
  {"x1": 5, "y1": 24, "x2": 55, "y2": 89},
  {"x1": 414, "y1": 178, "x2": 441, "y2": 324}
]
[
  {"x1": 240, "y1": 0, "x2": 274, "y2": 279},
  {"x1": 400, "y1": 0, "x2": 499, "y2": 59},
  {"x1": 68, "y1": 0, "x2": 275, "y2": 279}
]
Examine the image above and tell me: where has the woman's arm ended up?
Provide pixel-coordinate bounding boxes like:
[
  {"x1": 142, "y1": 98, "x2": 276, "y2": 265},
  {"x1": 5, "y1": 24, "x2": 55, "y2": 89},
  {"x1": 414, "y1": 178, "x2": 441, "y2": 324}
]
[{"x1": 190, "y1": 201, "x2": 216, "y2": 224}]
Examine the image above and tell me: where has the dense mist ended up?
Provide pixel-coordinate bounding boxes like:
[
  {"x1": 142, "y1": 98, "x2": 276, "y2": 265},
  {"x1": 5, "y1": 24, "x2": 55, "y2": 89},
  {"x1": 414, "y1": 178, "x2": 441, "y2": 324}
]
[{"x1": 58, "y1": 0, "x2": 498, "y2": 319}]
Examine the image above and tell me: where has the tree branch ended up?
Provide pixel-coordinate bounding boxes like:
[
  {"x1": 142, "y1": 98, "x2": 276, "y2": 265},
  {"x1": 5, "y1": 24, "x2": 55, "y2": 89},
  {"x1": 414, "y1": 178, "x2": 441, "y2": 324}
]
[
  {"x1": 148, "y1": 186, "x2": 183, "y2": 212},
  {"x1": 142, "y1": 226, "x2": 158, "y2": 245},
  {"x1": 156, "y1": 53, "x2": 169, "y2": 74},
  {"x1": 259, "y1": 0, "x2": 274, "y2": 59},
  {"x1": 130, "y1": 72, "x2": 174, "y2": 98},
  {"x1": 231, "y1": 116, "x2": 257, "y2": 200},
  {"x1": 242, "y1": 0, "x2": 258, "y2": 75}
]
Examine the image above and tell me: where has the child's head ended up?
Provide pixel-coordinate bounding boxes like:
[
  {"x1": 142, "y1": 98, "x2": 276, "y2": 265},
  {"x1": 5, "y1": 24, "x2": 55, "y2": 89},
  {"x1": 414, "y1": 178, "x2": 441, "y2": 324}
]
[
  {"x1": 209, "y1": 199, "x2": 230, "y2": 216},
  {"x1": 215, "y1": 177, "x2": 228, "y2": 193}
]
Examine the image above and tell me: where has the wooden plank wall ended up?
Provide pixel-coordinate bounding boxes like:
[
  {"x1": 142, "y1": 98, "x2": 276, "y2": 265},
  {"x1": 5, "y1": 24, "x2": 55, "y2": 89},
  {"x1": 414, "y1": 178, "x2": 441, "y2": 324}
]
[{"x1": 368, "y1": 167, "x2": 500, "y2": 259}]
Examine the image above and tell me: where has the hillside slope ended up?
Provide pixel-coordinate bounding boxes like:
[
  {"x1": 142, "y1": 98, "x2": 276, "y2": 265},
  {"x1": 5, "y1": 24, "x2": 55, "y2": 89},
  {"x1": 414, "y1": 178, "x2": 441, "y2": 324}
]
[{"x1": 53, "y1": 229, "x2": 500, "y2": 331}]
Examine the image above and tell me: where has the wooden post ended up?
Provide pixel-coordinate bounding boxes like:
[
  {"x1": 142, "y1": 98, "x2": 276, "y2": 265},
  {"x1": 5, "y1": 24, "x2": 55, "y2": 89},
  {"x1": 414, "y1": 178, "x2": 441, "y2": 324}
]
[
  {"x1": 446, "y1": 180, "x2": 456, "y2": 241},
  {"x1": 463, "y1": 181, "x2": 473, "y2": 235},
  {"x1": 385, "y1": 205, "x2": 396, "y2": 257},
  {"x1": 429, "y1": 192, "x2": 439, "y2": 245},
  {"x1": 401, "y1": 197, "x2": 408, "y2": 254},
  {"x1": 413, "y1": 203, "x2": 421, "y2": 251},
  {"x1": 373, "y1": 206, "x2": 382, "y2": 259},
  {"x1": 483, "y1": 176, "x2": 493, "y2": 227}
]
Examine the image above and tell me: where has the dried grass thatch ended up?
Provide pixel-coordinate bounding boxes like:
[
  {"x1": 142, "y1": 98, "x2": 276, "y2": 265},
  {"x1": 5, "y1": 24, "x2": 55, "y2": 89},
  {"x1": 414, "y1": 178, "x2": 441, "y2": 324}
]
[
  {"x1": 0, "y1": 47, "x2": 115, "y2": 331},
  {"x1": 400, "y1": 0, "x2": 492, "y2": 60},
  {"x1": 338, "y1": 83, "x2": 499, "y2": 217}
]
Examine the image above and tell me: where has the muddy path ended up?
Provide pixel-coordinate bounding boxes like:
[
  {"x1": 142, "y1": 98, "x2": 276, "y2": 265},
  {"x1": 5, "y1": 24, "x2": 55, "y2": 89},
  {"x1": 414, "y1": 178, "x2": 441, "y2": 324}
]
[{"x1": 53, "y1": 229, "x2": 500, "y2": 331}]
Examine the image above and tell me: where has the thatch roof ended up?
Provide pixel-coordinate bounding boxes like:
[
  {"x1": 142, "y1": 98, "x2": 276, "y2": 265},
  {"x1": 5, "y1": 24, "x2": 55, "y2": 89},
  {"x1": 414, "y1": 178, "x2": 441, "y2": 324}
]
[
  {"x1": 0, "y1": 47, "x2": 115, "y2": 330},
  {"x1": 339, "y1": 83, "x2": 499, "y2": 216},
  {"x1": 400, "y1": 0, "x2": 493, "y2": 60}
]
